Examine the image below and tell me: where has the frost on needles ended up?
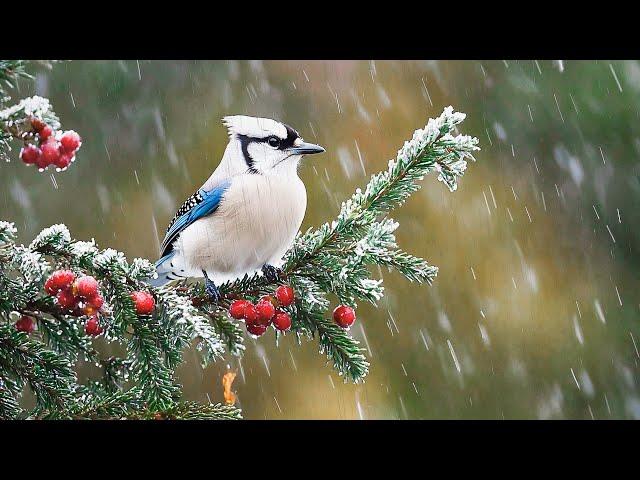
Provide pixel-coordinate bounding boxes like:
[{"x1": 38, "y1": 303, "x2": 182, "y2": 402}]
[{"x1": 0, "y1": 107, "x2": 479, "y2": 419}]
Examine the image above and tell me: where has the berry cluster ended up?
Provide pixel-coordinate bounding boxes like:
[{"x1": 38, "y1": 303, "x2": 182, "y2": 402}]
[
  {"x1": 228, "y1": 285, "x2": 295, "y2": 337},
  {"x1": 44, "y1": 270, "x2": 105, "y2": 336},
  {"x1": 20, "y1": 117, "x2": 81, "y2": 172},
  {"x1": 36, "y1": 272, "x2": 156, "y2": 337},
  {"x1": 227, "y1": 283, "x2": 358, "y2": 337}
]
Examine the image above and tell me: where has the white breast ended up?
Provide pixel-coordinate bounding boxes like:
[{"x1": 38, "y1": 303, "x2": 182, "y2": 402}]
[{"x1": 176, "y1": 174, "x2": 306, "y2": 284}]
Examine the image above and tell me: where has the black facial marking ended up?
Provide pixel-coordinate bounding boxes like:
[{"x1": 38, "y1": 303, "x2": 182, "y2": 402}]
[
  {"x1": 236, "y1": 123, "x2": 300, "y2": 174},
  {"x1": 280, "y1": 123, "x2": 299, "y2": 150},
  {"x1": 237, "y1": 134, "x2": 259, "y2": 174}
]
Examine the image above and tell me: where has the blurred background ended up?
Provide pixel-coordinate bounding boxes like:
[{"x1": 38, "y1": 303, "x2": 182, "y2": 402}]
[{"x1": 1, "y1": 60, "x2": 639, "y2": 419}]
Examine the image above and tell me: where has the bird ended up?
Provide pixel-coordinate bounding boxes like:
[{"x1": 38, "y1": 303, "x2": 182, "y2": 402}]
[{"x1": 150, "y1": 115, "x2": 325, "y2": 301}]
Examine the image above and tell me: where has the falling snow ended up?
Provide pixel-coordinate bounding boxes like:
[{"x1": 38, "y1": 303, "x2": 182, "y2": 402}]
[{"x1": 2, "y1": 60, "x2": 639, "y2": 419}]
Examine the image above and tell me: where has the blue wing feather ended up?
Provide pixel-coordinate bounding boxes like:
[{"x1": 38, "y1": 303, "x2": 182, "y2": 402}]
[
  {"x1": 159, "y1": 181, "x2": 230, "y2": 259},
  {"x1": 154, "y1": 251, "x2": 175, "y2": 269}
]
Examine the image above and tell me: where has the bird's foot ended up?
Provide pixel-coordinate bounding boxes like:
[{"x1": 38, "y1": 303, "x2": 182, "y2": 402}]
[
  {"x1": 202, "y1": 271, "x2": 222, "y2": 303},
  {"x1": 262, "y1": 264, "x2": 284, "y2": 283}
]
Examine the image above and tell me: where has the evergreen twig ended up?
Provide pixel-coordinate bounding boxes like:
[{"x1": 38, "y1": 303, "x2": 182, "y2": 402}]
[{"x1": 0, "y1": 104, "x2": 479, "y2": 417}]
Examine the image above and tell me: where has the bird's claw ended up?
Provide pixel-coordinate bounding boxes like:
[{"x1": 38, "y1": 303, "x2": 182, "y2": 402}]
[
  {"x1": 205, "y1": 281, "x2": 222, "y2": 303},
  {"x1": 262, "y1": 264, "x2": 283, "y2": 283},
  {"x1": 203, "y1": 271, "x2": 222, "y2": 303}
]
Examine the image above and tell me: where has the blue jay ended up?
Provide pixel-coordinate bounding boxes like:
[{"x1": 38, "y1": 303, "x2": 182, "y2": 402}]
[{"x1": 151, "y1": 115, "x2": 325, "y2": 301}]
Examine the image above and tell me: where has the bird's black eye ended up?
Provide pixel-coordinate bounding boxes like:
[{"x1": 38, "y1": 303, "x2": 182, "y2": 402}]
[{"x1": 267, "y1": 136, "x2": 280, "y2": 148}]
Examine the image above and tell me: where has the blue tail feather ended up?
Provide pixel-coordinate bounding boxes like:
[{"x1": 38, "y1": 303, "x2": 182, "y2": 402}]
[{"x1": 147, "y1": 251, "x2": 185, "y2": 287}]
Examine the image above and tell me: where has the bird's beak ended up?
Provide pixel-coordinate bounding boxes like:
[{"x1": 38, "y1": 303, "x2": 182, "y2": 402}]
[{"x1": 288, "y1": 141, "x2": 325, "y2": 155}]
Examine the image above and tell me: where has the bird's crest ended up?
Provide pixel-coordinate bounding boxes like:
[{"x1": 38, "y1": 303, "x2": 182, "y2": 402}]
[{"x1": 222, "y1": 115, "x2": 288, "y2": 140}]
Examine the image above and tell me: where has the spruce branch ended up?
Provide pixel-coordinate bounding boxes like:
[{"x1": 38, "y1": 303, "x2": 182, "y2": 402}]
[
  {"x1": 0, "y1": 60, "x2": 32, "y2": 93},
  {"x1": 141, "y1": 401, "x2": 243, "y2": 420},
  {"x1": 101, "y1": 357, "x2": 131, "y2": 394},
  {"x1": 294, "y1": 305, "x2": 370, "y2": 383},
  {"x1": 0, "y1": 95, "x2": 61, "y2": 161},
  {"x1": 0, "y1": 106, "x2": 479, "y2": 417},
  {"x1": 285, "y1": 107, "x2": 477, "y2": 276},
  {"x1": 42, "y1": 387, "x2": 144, "y2": 420},
  {"x1": 31, "y1": 309, "x2": 97, "y2": 362},
  {"x1": 211, "y1": 313, "x2": 246, "y2": 357},
  {"x1": 0, "y1": 60, "x2": 78, "y2": 167},
  {"x1": 0, "y1": 374, "x2": 22, "y2": 419},
  {"x1": 0, "y1": 324, "x2": 77, "y2": 414},
  {"x1": 39, "y1": 386, "x2": 239, "y2": 420},
  {"x1": 127, "y1": 322, "x2": 180, "y2": 411},
  {"x1": 187, "y1": 106, "x2": 479, "y2": 382},
  {"x1": 155, "y1": 284, "x2": 226, "y2": 367},
  {"x1": 0, "y1": 60, "x2": 57, "y2": 98}
]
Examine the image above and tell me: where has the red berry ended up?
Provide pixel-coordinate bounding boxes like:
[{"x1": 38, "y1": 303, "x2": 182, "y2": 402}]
[
  {"x1": 40, "y1": 139, "x2": 61, "y2": 166},
  {"x1": 86, "y1": 293, "x2": 104, "y2": 309},
  {"x1": 56, "y1": 288, "x2": 79, "y2": 310},
  {"x1": 60, "y1": 130, "x2": 81, "y2": 153},
  {"x1": 255, "y1": 299, "x2": 276, "y2": 325},
  {"x1": 333, "y1": 305, "x2": 356, "y2": 329},
  {"x1": 44, "y1": 277, "x2": 55, "y2": 295},
  {"x1": 246, "y1": 322, "x2": 267, "y2": 337},
  {"x1": 74, "y1": 276, "x2": 99, "y2": 299},
  {"x1": 31, "y1": 117, "x2": 46, "y2": 132},
  {"x1": 20, "y1": 145, "x2": 40, "y2": 164},
  {"x1": 15, "y1": 316, "x2": 35, "y2": 334},
  {"x1": 45, "y1": 270, "x2": 76, "y2": 295},
  {"x1": 54, "y1": 152, "x2": 72, "y2": 169},
  {"x1": 272, "y1": 311, "x2": 292, "y2": 331},
  {"x1": 275, "y1": 285, "x2": 295, "y2": 307},
  {"x1": 243, "y1": 303, "x2": 259, "y2": 325},
  {"x1": 85, "y1": 316, "x2": 103, "y2": 336},
  {"x1": 229, "y1": 299, "x2": 251, "y2": 319},
  {"x1": 35, "y1": 150, "x2": 51, "y2": 169},
  {"x1": 131, "y1": 291, "x2": 155, "y2": 315},
  {"x1": 259, "y1": 294, "x2": 277, "y2": 306},
  {"x1": 39, "y1": 125, "x2": 53, "y2": 141}
]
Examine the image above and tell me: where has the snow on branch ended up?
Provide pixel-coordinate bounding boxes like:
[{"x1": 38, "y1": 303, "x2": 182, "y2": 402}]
[{"x1": 0, "y1": 106, "x2": 479, "y2": 418}]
